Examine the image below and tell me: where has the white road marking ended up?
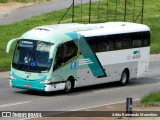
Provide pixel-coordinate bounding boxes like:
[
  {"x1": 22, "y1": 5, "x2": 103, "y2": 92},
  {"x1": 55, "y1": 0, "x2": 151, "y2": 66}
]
[
  {"x1": 0, "y1": 101, "x2": 31, "y2": 108},
  {"x1": 72, "y1": 99, "x2": 140, "y2": 111},
  {"x1": 21, "y1": 117, "x2": 38, "y2": 120},
  {"x1": 150, "y1": 59, "x2": 160, "y2": 62},
  {"x1": 93, "y1": 89, "x2": 108, "y2": 93},
  {"x1": 93, "y1": 86, "x2": 129, "y2": 93}
]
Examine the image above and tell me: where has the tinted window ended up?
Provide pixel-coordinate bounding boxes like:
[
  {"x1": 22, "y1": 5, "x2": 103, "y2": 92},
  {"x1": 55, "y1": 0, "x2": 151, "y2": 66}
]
[
  {"x1": 142, "y1": 31, "x2": 150, "y2": 46},
  {"x1": 64, "y1": 41, "x2": 78, "y2": 62},
  {"x1": 85, "y1": 31, "x2": 150, "y2": 53},
  {"x1": 115, "y1": 40, "x2": 122, "y2": 50},
  {"x1": 123, "y1": 34, "x2": 132, "y2": 49},
  {"x1": 86, "y1": 37, "x2": 97, "y2": 53},
  {"x1": 132, "y1": 39, "x2": 142, "y2": 47},
  {"x1": 53, "y1": 41, "x2": 78, "y2": 70},
  {"x1": 106, "y1": 39, "x2": 115, "y2": 51},
  {"x1": 131, "y1": 31, "x2": 150, "y2": 48},
  {"x1": 97, "y1": 37, "x2": 107, "y2": 52}
]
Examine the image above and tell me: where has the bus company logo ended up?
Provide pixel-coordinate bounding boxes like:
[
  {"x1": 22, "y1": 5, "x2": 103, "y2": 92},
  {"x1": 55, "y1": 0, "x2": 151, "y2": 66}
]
[
  {"x1": 25, "y1": 72, "x2": 31, "y2": 78},
  {"x1": 133, "y1": 50, "x2": 140, "y2": 55},
  {"x1": 132, "y1": 50, "x2": 141, "y2": 59}
]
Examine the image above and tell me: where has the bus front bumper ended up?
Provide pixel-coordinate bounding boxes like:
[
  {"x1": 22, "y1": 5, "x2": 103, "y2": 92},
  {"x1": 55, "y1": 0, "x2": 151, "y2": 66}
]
[{"x1": 10, "y1": 77, "x2": 65, "y2": 92}]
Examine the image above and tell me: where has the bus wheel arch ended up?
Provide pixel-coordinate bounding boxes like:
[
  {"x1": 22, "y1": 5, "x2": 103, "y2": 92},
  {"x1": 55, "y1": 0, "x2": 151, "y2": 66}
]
[
  {"x1": 64, "y1": 76, "x2": 75, "y2": 94},
  {"x1": 119, "y1": 68, "x2": 130, "y2": 86}
]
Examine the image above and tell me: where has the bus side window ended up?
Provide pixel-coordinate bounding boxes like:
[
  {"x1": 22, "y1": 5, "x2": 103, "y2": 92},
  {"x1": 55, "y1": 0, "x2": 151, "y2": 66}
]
[
  {"x1": 115, "y1": 40, "x2": 122, "y2": 50},
  {"x1": 86, "y1": 37, "x2": 97, "y2": 53},
  {"x1": 132, "y1": 32, "x2": 143, "y2": 48},
  {"x1": 53, "y1": 45, "x2": 64, "y2": 70},
  {"x1": 64, "y1": 41, "x2": 78, "y2": 62},
  {"x1": 53, "y1": 41, "x2": 78, "y2": 70},
  {"x1": 122, "y1": 38, "x2": 131, "y2": 49},
  {"x1": 13, "y1": 45, "x2": 20, "y2": 63},
  {"x1": 106, "y1": 39, "x2": 114, "y2": 51},
  {"x1": 143, "y1": 31, "x2": 150, "y2": 46},
  {"x1": 110, "y1": 42, "x2": 115, "y2": 50},
  {"x1": 97, "y1": 39, "x2": 106, "y2": 52},
  {"x1": 143, "y1": 39, "x2": 150, "y2": 46},
  {"x1": 132, "y1": 40, "x2": 142, "y2": 47}
]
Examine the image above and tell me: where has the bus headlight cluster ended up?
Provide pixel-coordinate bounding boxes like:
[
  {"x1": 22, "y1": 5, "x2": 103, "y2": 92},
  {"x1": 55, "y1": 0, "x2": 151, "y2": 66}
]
[
  {"x1": 40, "y1": 78, "x2": 55, "y2": 84},
  {"x1": 41, "y1": 80, "x2": 50, "y2": 84},
  {"x1": 10, "y1": 75, "x2": 16, "y2": 80}
]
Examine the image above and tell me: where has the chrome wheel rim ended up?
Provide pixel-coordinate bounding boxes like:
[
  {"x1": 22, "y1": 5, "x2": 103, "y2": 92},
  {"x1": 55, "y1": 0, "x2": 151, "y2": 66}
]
[
  {"x1": 65, "y1": 81, "x2": 71, "y2": 91},
  {"x1": 122, "y1": 72, "x2": 127, "y2": 84}
]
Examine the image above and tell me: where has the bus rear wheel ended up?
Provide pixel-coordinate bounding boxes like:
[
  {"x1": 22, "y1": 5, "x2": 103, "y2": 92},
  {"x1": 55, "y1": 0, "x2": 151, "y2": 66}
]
[
  {"x1": 64, "y1": 79, "x2": 73, "y2": 94},
  {"x1": 119, "y1": 70, "x2": 129, "y2": 86}
]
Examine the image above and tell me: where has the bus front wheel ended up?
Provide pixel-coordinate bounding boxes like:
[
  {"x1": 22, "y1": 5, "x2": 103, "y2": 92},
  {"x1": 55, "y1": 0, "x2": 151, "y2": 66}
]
[
  {"x1": 64, "y1": 79, "x2": 73, "y2": 94},
  {"x1": 119, "y1": 69, "x2": 129, "y2": 86}
]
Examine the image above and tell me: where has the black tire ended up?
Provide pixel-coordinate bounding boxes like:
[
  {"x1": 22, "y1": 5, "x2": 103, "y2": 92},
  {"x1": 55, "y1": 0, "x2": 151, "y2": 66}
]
[
  {"x1": 119, "y1": 70, "x2": 128, "y2": 86},
  {"x1": 64, "y1": 79, "x2": 73, "y2": 94}
]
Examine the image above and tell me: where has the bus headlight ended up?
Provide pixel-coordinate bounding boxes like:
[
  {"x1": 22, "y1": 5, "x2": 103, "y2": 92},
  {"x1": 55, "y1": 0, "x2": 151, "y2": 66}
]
[
  {"x1": 41, "y1": 80, "x2": 50, "y2": 84},
  {"x1": 40, "y1": 78, "x2": 54, "y2": 84},
  {"x1": 10, "y1": 75, "x2": 16, "y2": 80}
]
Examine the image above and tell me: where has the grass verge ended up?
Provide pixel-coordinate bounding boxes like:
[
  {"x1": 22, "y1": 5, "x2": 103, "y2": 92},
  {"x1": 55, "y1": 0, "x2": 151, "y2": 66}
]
[{"x1": 141, "y1": 91, "x2": 160, "y2": 105}]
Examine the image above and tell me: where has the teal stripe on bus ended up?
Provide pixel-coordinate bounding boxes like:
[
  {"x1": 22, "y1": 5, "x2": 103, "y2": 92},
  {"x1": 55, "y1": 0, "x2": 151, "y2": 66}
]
[{"x1": 66, "y1": 32, "x2": 107, "y2": 77}]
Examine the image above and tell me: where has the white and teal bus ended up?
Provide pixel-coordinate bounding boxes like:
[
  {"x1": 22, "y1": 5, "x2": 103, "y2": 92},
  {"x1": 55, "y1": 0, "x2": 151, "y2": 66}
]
[{"x1": 6, "y1": 22, "x2": 150, "y2": 93}]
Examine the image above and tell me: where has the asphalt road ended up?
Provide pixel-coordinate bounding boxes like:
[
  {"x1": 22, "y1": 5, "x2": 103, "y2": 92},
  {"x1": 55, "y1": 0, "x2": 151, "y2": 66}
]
[
  {"x1": 0, "y1": 55, "x2": 160, "y2": 115},
  {"x1": 0, "y1": 0, "x2": 98, "y2": 25}
]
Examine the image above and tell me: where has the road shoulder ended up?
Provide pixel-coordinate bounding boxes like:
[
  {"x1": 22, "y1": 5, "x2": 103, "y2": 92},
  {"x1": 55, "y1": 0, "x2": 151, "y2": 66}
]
[
  {"x1": 0, "y1": 2, "x2": 34, "y2": 17},
  {"x1": 32, "y1": 100, "x2": 160, "y2": 120}
]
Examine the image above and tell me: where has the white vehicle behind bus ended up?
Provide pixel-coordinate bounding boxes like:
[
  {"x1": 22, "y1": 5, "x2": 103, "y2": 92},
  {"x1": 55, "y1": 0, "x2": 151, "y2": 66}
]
[{"x1": 6, "y1": 22, "x2": 150, "y2": 93}]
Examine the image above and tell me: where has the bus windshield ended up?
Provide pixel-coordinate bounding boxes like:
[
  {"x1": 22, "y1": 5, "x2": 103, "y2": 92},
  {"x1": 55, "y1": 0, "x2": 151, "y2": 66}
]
[{"x1": 12, "y1": 39, "x2": 53, "y2": 73}]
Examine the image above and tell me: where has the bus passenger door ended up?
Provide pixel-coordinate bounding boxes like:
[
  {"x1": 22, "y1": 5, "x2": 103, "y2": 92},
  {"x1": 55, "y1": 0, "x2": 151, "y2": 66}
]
[
  {"x1": 52, "y1": 44, "x2": 64, "y2": 82},
  {"x1": 53, "y1": 40, "x2": 79, "y2": 82}
]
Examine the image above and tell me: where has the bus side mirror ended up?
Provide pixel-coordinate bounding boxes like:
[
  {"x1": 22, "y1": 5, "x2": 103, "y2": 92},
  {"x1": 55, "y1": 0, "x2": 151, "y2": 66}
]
[
  {"x1": 49, "y1": 46, "x2": 55, "y2": 59},
  {"x1": 6, "y1": 38, "x2": 18, "y2": 53}
]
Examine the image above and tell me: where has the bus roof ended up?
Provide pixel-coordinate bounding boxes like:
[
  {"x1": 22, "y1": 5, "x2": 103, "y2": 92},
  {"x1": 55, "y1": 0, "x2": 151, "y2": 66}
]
[
  {"x1": 20, "y1": 22, "x2": 150, "y2": 43},
  {"x1": 77, "y1": 22, "x2": 150, "y2": 37}
]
